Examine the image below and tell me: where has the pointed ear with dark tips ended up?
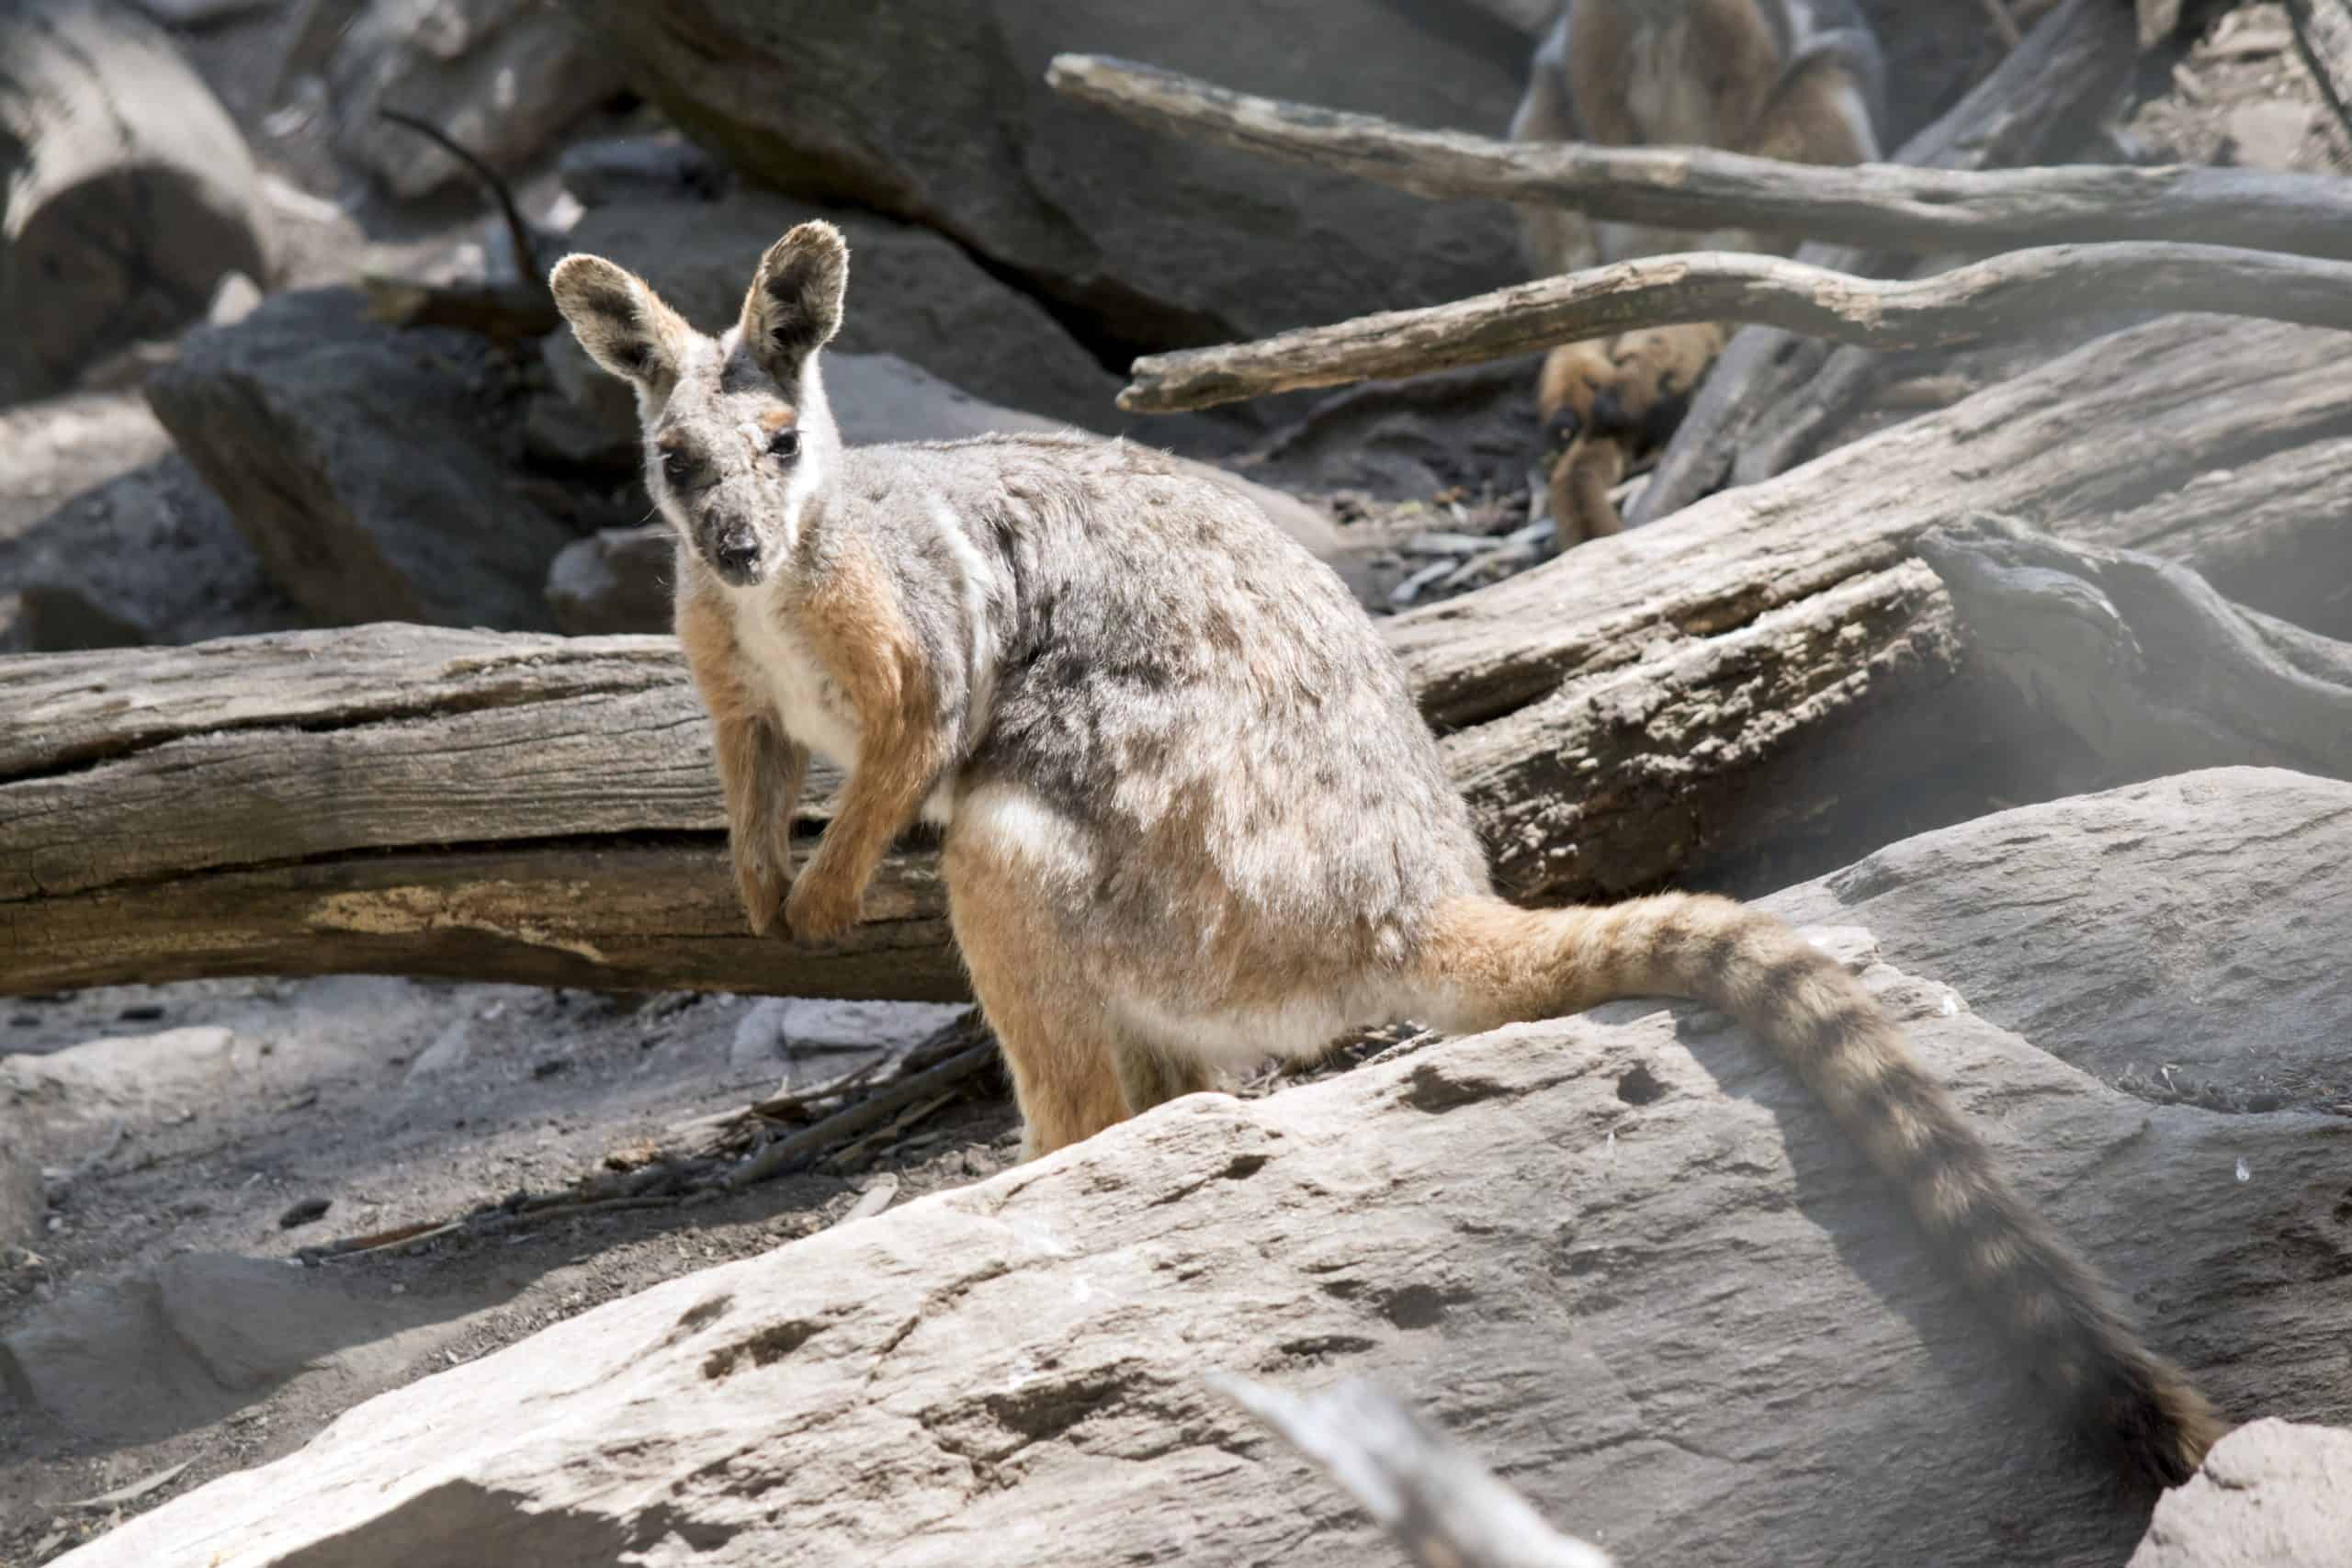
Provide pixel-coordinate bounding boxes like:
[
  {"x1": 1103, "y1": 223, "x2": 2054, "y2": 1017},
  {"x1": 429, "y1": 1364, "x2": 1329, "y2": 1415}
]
[
  {"x1": 740, "y1": 221, "x2": 848, "y2": 378},
  {"x1": 549, "y1": 253, "x2": 691, "y2": 390}
]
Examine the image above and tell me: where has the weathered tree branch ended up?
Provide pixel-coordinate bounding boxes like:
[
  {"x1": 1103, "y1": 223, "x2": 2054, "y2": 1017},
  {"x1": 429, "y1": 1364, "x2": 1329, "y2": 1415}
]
[
  {"x1": 1630, "y1": 0, "x2": 2138, "y2": 525},
  {"x1": 1209, "y1": 1375, "x2": 1617, "y2": 1568},
  {"x1": 6, "y1": 315, "x2": 2350, "y2": 998},
  {"x1": 1046, "y1": 51, "x2": 2352, "y2": 266},
  {"x1": 1116, "y1": 243, "x2": 2352, "y2": 412},
  {"x1": 1917, "y1": 514, "x2": 2352, "y2": 780}
]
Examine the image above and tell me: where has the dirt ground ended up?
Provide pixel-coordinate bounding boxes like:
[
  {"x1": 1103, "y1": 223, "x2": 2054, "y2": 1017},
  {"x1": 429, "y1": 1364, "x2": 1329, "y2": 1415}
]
[{"x1": 0, "y1": 977, "x2": 1029, "y2": 1561}]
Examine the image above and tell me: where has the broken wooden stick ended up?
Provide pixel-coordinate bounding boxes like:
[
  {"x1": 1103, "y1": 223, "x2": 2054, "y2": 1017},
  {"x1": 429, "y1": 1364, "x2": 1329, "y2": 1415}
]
[
  {"x1": 1116, "y1": 242, "x2": 2352, "y2": 412},
  {"x1": 1209, "y1": 1374, "x2": 1617, "y2": 1568},
  {"x1": 1917, "y1": 514, "x2": 2352, "y2": 781},
  {"x1": 1046, "y1": 47, "x2": 2352, "y2": 266}
]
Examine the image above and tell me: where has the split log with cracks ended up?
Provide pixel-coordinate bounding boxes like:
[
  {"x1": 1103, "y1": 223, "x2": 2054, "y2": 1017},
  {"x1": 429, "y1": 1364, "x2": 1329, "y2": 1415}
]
[
  {"x1": 4, "y1": 315, "x2": 2350, "y2": 998},
  {"x1": 1114, "y1": 243, "x2": 2352, "y2": 412}
]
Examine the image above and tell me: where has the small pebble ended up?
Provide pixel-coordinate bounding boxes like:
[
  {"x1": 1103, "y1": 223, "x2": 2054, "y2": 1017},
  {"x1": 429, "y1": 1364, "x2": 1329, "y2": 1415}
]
[
  {"x1": 278, "y1": 1197, "x2": 333, "y2": 1229},
  {"x1": 118, "y1": 1004, "x2": 165, "y2": 1022}
]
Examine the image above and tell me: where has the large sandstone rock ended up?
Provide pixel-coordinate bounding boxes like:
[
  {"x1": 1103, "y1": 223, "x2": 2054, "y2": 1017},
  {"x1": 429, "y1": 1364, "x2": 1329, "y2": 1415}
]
[
  {"x1": 328, "y1": 0, "x2": 627, "y2": 200},
  {"x1": 1771, "y1": 767, "x2": 2352, "y2": 1115},
  {"x1": 0, "y1": 1251, "x2": 471, "y2": 1444},
  {"x1": 146, "y1": 288, "x2": 576, "y2": 631},
  {"x1": 52, "y1": 769, "x2": 2352, "y2": 1566},
  {"x1": 563, "y1": 189, "x2": 1126, "y2": 434},
  {"x1": 8, "y1": 452, "x2": 303, "y2": 651},
  {"x1": 571, "y1": 0, "x2": 1526, "y2": 353},
  {"x1": 2129, "y1": 1419, "x2": 2352, "y2": 1567}
]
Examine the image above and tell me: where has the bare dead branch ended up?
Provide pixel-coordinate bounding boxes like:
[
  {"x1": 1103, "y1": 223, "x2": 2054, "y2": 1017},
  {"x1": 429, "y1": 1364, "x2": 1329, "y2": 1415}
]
[
  {"x1": 1630, "y1": 0, "x2": 2138, "y2": 525},
  {"x1": 1116, "y1": 243, "x2": 2352, "y2": 412},
  {"x1": 1045, "y1": 50, "x2": 2352, "y2": 265}
]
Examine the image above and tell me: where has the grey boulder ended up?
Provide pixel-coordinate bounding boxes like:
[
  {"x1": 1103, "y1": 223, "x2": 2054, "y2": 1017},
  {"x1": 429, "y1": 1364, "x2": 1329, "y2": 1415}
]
[{"x1": 146, "y1": 288, "x2": 576, "y2": 631}]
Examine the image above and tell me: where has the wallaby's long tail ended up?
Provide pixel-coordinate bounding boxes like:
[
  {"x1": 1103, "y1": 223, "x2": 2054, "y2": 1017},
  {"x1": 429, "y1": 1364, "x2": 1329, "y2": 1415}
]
[{"x1": 1413, "y1": 891, "x2": 2224, "y2": 1488}]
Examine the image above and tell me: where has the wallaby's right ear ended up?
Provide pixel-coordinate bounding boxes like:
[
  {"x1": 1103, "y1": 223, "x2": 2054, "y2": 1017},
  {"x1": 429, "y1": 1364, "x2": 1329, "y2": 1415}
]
[
  {"x1": 549, "y1": 254, "x2": 690, "y2": 389},
  {"x1": 741, "y1": 221, "x2": 848, "y2": 378}
]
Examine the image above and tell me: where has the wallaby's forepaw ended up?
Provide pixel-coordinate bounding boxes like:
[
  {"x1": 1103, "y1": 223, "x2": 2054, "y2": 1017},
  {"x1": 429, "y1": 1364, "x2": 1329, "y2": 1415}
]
[
  {"x1": 783, "y1": 865, "x2": 864, "y2": 943},
  {"x1": 733, "y1": 848, "x2": 789, "y2": 937}
]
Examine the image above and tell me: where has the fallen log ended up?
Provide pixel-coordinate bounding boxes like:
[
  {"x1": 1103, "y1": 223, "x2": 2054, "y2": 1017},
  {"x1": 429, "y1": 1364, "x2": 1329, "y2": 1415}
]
[
  {"x1": 1046, "y1": 51, "x2": 2352, "y2": 266},
  {"x1": 1917, "y1": 514, "x2": 2352, "y2": 781},
  {"x1": 1115, "y1": 243, "x2": 2352, "y2": 412},
  {"x1": 5, "y1": 314, "x2": 2350, "y2": 998},
  {"x1": 0, "y1": 0, "x2": 269, "y2": 402}
]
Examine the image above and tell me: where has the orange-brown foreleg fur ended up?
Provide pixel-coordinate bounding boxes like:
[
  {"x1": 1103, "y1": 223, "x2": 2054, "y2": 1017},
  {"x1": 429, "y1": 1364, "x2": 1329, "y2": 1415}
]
[{"x1": 787, "y1": 548, "x2": 947, "y2": 942}]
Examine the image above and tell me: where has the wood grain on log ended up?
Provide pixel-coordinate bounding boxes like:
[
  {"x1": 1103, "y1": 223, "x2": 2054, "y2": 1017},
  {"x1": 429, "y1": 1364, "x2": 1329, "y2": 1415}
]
[
  {"x1": 1047, "y1": 51, "x2": 2352, "y2": 266},
  {"x1": 5, "y1": 316, "x2": 2348, "y2": 998},
  {"x1": 1115, "y1": 243, "x2": 2352, "y2": 412}
]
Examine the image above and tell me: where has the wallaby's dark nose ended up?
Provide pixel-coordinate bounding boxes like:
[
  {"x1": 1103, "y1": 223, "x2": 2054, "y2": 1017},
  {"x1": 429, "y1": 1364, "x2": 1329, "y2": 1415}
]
[{"x1": 714, "y1": 528, "x2": 759, "y2": 574}]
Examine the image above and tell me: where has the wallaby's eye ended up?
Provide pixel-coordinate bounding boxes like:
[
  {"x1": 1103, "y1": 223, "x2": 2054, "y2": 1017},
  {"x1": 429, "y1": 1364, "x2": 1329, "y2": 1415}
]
[
  {"x1": 661, "y1": 450, "x2": 692, "y2": 486},
  {"x1": 767, "y1": 427, "x2": 800, "y2": 461}
]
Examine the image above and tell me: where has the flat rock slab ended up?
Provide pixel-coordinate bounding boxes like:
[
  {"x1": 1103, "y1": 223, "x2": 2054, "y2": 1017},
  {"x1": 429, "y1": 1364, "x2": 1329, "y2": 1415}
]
[
  {"x1": 53, "y1": 770, "x2": 2352, "y2": 1567},
  {"x1": 573, "y1": 0, "x2": 1525, "y2": 353},
  {"x1": 1770, "y1": 768, "x2": 2352, "y2": 1114},
  {"x1": 2129, "y1": 1418, "x2": 2352, "y2": 1567},
  {"x1": 146, "y1": 288, "x2": 575, "y2": 632},
  {"x1": 0, "y1": 1251, "x2": 472, "y2": 1444}
]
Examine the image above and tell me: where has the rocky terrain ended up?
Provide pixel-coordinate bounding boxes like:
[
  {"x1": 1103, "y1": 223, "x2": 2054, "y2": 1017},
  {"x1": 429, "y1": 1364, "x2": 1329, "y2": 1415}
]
[{"x1": 3, "y1": 1, "x2": 2351, "y2": 1564}]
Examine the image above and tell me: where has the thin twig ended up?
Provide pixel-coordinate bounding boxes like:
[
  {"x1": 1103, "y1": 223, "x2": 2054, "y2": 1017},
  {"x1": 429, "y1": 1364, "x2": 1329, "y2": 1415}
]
[
  {"x1": 377, "y1": 107, "x2": 543, "y2": 284},
  {"x1": 727, "y1": 1043, "x2": 1000, "y2": 1190},
  {"x1": 1981, "y1": 0, "x2": 2024, "y2": 49}
]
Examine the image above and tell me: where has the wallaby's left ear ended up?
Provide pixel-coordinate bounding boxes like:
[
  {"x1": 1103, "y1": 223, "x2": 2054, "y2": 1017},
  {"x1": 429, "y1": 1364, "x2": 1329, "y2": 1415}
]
[
  {"x1": 741, "y1": 221, "x2": 848, "y2": 377},
  {"x1": 549, "y1": 254, "x2": 691, "y2": 390}
]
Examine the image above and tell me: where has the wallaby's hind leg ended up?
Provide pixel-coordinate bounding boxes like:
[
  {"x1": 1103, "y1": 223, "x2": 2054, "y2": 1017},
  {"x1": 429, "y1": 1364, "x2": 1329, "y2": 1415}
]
[
  {"x1": 1112, "y1": 1040, "x2": 1215, "y2": 1120},
  {"x1": 943, "y1": 828, "x2": 1126, "y2": 1161}
]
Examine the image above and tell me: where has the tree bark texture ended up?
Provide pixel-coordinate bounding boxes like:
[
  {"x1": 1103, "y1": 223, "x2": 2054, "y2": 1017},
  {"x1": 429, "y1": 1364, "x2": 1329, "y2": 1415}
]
[{"x1": 5, "y1": 316, "x2": 2349, "y2": 998}]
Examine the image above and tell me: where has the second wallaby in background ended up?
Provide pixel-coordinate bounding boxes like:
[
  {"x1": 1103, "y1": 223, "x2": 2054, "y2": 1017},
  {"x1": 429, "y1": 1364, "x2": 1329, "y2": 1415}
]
[
  {"x1": 549, "y1": 217, "x2": 2222, "y2": 1494},
  {"x1": 1510, "y1": 0, "x2": 1885, "y2": 541}
]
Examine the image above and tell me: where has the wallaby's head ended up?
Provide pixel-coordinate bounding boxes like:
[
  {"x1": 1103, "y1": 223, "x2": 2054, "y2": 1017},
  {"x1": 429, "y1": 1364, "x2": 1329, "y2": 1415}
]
[{"x1": 550, "y1": 221, "x2": 849, "y2": 589}]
